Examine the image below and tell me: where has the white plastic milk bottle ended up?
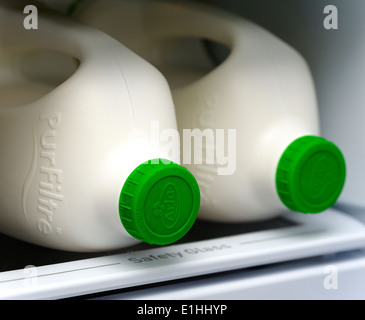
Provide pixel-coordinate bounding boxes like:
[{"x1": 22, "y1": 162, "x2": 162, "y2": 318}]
[
  {"x1": 74, "y1": 0, "x2": 346, "y2": 222},
  {"x1": 213, "y1": 0, "x2": 365, "y2": 218},
  {"x1": 0, "y1": 5, "x2": 200, "y2": 251}
]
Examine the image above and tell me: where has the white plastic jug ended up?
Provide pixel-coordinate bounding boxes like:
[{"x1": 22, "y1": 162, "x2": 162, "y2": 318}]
[
  {"x1": 0, "y1": 6, "x2": 200, "y2": 251},
  {"x1": 207, "y1": 0, "x2": 365, "y2": 215},
  {"x1": 74, "y1": 0, "x2": 346, "y2": 222}
]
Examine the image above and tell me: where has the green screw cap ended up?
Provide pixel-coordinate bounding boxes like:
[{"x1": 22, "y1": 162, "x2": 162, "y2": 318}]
[
  {"x1": 119, "y1": 158, "x2": 200, "y2": 245},
  {"x1": 276, "y1": 136, "x2": 346, "y2": 214}
]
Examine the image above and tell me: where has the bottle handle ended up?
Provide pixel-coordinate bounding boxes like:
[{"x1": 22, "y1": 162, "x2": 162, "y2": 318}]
[
  {"x1": 74, "y1": 0, "x2": 284, "y2": 86},
  {"x1": 0, "y1": 5, "x2": 132, "y2": 90},
  {"x1": 137, "y1": 1, "x2": 246, "y2": 52}
]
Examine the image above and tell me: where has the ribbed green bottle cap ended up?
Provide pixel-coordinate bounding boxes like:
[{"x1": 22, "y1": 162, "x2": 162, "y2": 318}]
[
  {"x1": 276, "y1": 136, "x2": 346, "y2": 213},
  {"x1": 119, "y1": 158, "x2": 200, "y2": 245}
]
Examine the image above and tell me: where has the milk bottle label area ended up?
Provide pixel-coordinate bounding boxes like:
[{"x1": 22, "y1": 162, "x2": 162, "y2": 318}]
[{"x1": 30, "y1": 113, "x2": 64, "y2": 236}]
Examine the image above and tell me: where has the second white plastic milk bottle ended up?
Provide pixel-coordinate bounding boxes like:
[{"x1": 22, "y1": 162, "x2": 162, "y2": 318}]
[{"x1": 74, "y1": 0, "x2": 346, "y2": 222}]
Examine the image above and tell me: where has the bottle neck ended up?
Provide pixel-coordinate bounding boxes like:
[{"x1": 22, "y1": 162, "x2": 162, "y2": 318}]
[{"x1": 251, "y1": 126, "x2": 318, "y2": 212}]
